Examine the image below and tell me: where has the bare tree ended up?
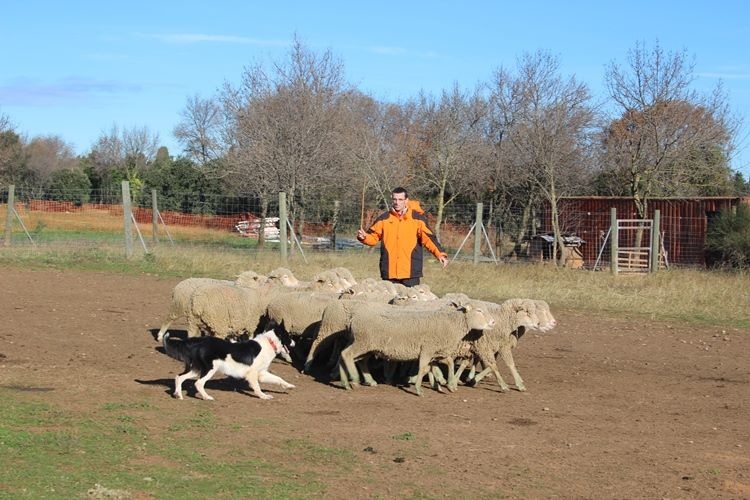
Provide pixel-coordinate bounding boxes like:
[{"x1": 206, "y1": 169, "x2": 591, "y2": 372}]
[
  {"x1": 0, "y1": 110, "x2": 11, "y2": 134},
  {"x1": 341, "y1": 93, "x2": 416, "y2": 216},
  {"x1": 174, "y1": 94, "x2": 225, "y2": 165},
  {"x1": 602, "y1": 40, "x2": 737, "y2": 219},
  {"x1": 24, "y1": 135, "x2": 78, "y2": 188},
  {"x1": 221, "y1": 37, "x2": 353, "y2": 232},
  {"x1": 408, "y1": 84, "x2": 489, "y2": 238},
  {"x1": 89, "y1": 124, "x2": 160, "y2": 197},
  {"x1": 490, "y1": 51, "x2": 596, "y2": 265}
]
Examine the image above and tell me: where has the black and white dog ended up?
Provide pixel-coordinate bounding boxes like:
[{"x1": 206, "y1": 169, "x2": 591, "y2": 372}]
[{"x1": 163, "y1": 329, "x2": 295, "y2": 400}]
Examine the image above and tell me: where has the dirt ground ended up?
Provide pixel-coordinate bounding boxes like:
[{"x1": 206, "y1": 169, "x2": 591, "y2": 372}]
[{"x1": 1, "y1": 267, "x2": 749, "y2": 498}]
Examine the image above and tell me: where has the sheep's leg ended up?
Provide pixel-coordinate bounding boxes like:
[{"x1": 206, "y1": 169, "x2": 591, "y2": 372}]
[
  {"x1": 499, "y1": 345, "x2": 525, "y2": 391},
  {"x1": 193, "y1": 367, "x2": 218, "y2": 400},
  {"x1": 463, "y1": 359, "x2": 484, "y2": 384},
  {"x1": 432, "y1": 364, "x2": 447, "y2": 386},
  {"x1": 186, "y1": 317, "x2": 202, "y2": 338},
  {"x1": 337, "y1": 360, "x2": 350, "y2": 389},
  {"x1": 454, "y1": 358, "x2": 471, "y2": 383},
  {"x1": 473, "y1": 359, "x2": 510, "y2": 392},
  {"x1": 444, "y1": 358, "x2": 458, "y2": 392},
  {"x1": 156, "y1": 302, "x2": 183, "y2": 341},
  {"x1": 173, "y1": 368, "x2": 200, "y2": 400},
  {"x1": 428, "y1": 364, "x2": 447, "y2": 393},
  {"x1": 339, "y1": 346, "x2": 360, "y2": 388},
  {"x1": 156, "y1": 319, "x2": 173, "y2": 342},
  {"x1": 413, "y1": 352, "x2": 431, "y2": 397},
  {"x1": 358, "y1": 355, "x2": 378, "y2": 386}
]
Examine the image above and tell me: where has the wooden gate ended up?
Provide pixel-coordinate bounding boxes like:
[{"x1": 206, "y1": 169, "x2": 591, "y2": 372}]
[{"x1": 616, "y1": 219, "x2": 653, "y2": 273}]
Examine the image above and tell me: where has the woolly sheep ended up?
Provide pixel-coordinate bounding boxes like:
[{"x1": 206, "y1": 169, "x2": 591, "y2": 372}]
[
  {"x1": 155, "y1": 270, "x2": 266, "y2": 341},
  {"x1": 303, "y1": 284, "x2": 441, "y2": 373},
  {"x1": 186, "y1": 282, "x2": 290, "y2": 340},
  {"x1": 234, "y1": 270, "x2": 268, "y2": 288},
  {"x1": 328, "y1": 267, "x2": 357, "y2": 289},
  {"x1": 266, "y1": 267, "x2": 349, "y2": 294},
  {"x1": 464, "y1": 299, "x2": 556, "y2": 391},
  {"x1": 264, "y1": 289, "x2": 347, "y2": 343},
  {"x1": 309, "y1": 270, "x2": 351, "y2": 293},
  {"x1": 265, "y1": 267, "x2": 301, "y2": 287},
  {"x1": 388, "y1": 284, "x2": 439, "y2": 304},
  {"x1": 338, "y1": 299, "x2": 496, "y2": 396},
  {"x1": 302, "y1": 292, "x2": 397, "y2": 372}
]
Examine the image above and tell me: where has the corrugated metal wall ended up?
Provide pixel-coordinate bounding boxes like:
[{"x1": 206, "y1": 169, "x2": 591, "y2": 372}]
[{"x1": 541, "y1": 197, "x2": 746, "y2": 267}]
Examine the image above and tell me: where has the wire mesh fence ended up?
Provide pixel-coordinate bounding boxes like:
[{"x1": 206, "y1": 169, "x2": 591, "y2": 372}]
[{"x1": 1, "y1": 185, "x2": 726, "y2": 269}]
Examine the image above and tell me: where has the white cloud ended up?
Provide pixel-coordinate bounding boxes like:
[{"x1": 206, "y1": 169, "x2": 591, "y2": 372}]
[
  {"x1": 138, "y1": 32, "x2": 289, "y2": 46},
  {"x1": 0, "y1": 77, "x2": 141, "y2": 106}
]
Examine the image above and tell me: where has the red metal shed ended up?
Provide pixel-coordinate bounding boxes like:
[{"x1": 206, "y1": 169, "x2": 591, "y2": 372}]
[{"x1": 540, "y1": 197, "x2": 749, "y2": 267}]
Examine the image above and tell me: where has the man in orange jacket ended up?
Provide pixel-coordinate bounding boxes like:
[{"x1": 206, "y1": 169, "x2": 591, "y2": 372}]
[{"x1": 357, "y1": 187, "x2": 449, "y2": 287}]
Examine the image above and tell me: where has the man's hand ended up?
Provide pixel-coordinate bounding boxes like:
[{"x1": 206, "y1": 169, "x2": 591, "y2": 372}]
[
  {"x1": 357, "y1": 228, "x2": 366, "y2": 241},
  {"x1": 438, "y1": 255, "x2": 449, "y2": 268}
]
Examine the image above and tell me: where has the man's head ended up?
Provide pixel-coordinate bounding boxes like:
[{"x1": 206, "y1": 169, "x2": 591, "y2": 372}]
[{"x1": 391, "y1": 187, "x2": 408, "y2": 214}]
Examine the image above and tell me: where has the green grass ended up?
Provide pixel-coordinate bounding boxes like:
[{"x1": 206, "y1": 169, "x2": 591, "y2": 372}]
[{"x1": 0, "y1": 391, "x2": 332, "y2": 498}]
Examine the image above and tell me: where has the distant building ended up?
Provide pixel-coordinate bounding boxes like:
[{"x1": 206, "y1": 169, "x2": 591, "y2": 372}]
[{"x1": 540, "y1": 197, "x2": 750, "y2": 267}]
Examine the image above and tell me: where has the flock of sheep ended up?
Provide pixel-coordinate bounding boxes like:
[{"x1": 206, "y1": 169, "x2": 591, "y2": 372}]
[{"x1": 154, "y1": 266, "x2": 557, "y2": 396}]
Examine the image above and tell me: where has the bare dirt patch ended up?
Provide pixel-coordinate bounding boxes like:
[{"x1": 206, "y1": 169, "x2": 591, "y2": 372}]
[{"x1": 1, "y1": 267, "x2": 748, "y2": 498}]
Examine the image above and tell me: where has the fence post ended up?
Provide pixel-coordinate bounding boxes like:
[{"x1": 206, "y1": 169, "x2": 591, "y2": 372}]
[
  {"x1": 473, "y1": 202, "x2": 483, "y2": 264},
  {"x1": 279, "y1": 192, "x2": 288, "y2": 263},
  {"x1": 610, "y1": 207, "x2": 618, "y2": 275},
  {"x1": 122, "y1": 181, "x2": 134, "y2": 259},
  {"x1": 3, "y1": 184, "x2": 14, "y2": 247},
  {"x1": 332, "y1": 200, "x2": 339, "y2": 251},
  {"x1": 650, "y1": 209, "x2": 661, "y2": 272},
  {"x1": 151, "y1": 189, "x2": 159, "y2": 244}
]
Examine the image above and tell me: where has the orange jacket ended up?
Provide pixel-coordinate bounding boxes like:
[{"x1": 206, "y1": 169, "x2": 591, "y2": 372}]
[{"x1": 359, "y1": 201, "x2": 447, "y2": 280}]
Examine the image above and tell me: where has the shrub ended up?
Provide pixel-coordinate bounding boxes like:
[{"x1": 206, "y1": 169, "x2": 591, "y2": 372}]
[
  {"x1": 705, "y1": 203, "x2": 750, "y2": 269},
  {"x1": 47, "y1": 168, "x2": 92, "y2": 205}
]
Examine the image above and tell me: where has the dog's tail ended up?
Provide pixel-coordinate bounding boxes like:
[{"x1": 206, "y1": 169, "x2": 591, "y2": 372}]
[{"x1": 163, "y1": 332, "x2": 192, "y2": 364}]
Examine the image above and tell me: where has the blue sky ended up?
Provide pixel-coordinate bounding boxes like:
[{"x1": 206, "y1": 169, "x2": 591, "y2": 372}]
[{"x1": 2, "y1": 1, "x2": 749, "y2": 178}]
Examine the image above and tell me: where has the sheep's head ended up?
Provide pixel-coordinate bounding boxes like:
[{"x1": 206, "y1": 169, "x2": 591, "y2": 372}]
[
  {"x1": 533, "y1": 300, "x2": 557, "y2": 331},
  {"x1": 235, "y1": 270, "x2": 266, "y2": 288},
  {"x1": 461, "y1": 300, "x2": 496, "y2": 331},
  {"x1": 445, "y1": 292, "x2": 471, "y2": 308},
  {"x1": 312, "y1": 275, "x2": 346, "y2": 293},
  {"x1": 501, "y1": 299, "x2": 542, "y2": 331},
  {"x1": 332, "y1": 267, "x2": 357, "y2": 288},
  {"x1": 412, "y1": 284, "x2": 438, "y2": 301},
  {"x1": 267, "y1": 267, "x2": 300, "y2": 287}
]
